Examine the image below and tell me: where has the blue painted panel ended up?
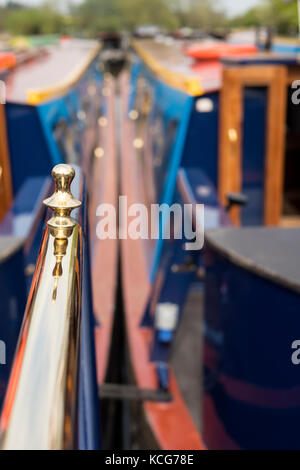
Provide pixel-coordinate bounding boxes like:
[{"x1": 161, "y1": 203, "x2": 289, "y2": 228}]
[
  {"x1": 272, "y1": 43, "x2": 300, "y2": 54},
  {"x1": 150, "y1": 97, "x2": 194, "y2": 280},
  {"x1": 128, "y1": 60, "x2": 142, "y2": 113},
  {"x1": 6, "y1": 103, "x2": 53, "y2": 195},
  {"x1": 182, "y1": 93, "x2": 219, "y2": 187},
  {"x1": 37, "y1": 96, "x2": 75, "y2": 166},
  {"x1": 72, "y1": 167, "x2": 101, "y2": 450},
  {"x1": 78, "y1": 230, "x2": 101, "y2": 449},
  {"x1": 0, "y1": 177, "x2": 50, "y2": 236},
  {"x1": 204, "y1": 245, "x2": 300, "y2": 449},
  {"x1": 131, "y1": 61, "x2": 188, "y2": 120},
  {"x1": 0, "y1": 176, "x2": 51, "y2": 409},
  {"x1": 129, "y1": 60, "x2": 194, "y2": 280},
  {"x1": 0, "y1": 246, "x2": 27, "y2": 410}
]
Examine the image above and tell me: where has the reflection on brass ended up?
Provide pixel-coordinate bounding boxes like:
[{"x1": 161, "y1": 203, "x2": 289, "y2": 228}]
[
  {"x1": 44, "y1": 164, "x2": 81, "y2": 301},
  {"x1": 52, "y1": 236, "x2": 69, "y2": 301}
]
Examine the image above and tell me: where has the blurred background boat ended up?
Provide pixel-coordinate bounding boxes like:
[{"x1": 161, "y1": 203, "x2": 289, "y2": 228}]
[{"x1": 121, "y1": 31, "x2": 300, "y2": 449}]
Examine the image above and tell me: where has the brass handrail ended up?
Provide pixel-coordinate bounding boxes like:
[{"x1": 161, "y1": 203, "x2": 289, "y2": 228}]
[{"x1": 0, "y1": 164, "x2": 82, "y2": 450}]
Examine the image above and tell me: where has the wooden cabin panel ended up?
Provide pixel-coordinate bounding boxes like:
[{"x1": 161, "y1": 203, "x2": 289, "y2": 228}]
[
  {"x1": 0, "y1": 104, "x2": 12, "y2": 222},
  {"x1": 219, "y1": 65, "x2": 287, "y2": 227}
]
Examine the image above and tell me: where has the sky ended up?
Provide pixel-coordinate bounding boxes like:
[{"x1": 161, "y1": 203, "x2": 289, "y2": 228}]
[{"x1": 0, "y1": 0, "x2": 263, "y2": 18}]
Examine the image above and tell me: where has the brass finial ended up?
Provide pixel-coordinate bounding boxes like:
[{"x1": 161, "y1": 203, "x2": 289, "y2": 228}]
[
  {"x1": 43, "y1": 164, "x2": 82, "y2": 236},
  {"x1": 43, "y1": 165, "x2": 82, "y2": 301}
]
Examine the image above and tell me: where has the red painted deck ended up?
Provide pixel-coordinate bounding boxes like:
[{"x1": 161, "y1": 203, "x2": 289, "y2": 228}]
[{"x1": 89, "y1": 75, "x2": 118, "y2": 384}]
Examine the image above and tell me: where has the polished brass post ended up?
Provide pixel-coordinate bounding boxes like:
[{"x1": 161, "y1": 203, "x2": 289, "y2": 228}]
[{"x1": 0, "y1": 164, "x2": 83, "y2": 450}]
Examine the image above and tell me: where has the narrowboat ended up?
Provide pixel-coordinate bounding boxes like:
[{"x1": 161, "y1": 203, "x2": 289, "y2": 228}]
[
  {"x1": 230, "y1": 29, "x2": 300, "y2": 54},
  {"x1": 0, "y1": 37, "x2": 119, "y2": 449},
  {"x1": 204, "y1": 226, "x2": 300, "y2": 449},
  {"x1": 261, "y1": 36, "x2": 300, "y2": 54},
  {"x1": 119, "y1": 37, "x2": 300, "y2": 449}
]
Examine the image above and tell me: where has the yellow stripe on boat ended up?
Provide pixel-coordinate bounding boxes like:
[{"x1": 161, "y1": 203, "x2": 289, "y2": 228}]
[
  {"x1": 27, "y1": 43, "x2": 101, "y2": 105},
  {"x1": 132, "y1": 40, "x2": 203, "y2": 96},
  {"x1": 274, "y1": 36, "x2": 300, "y2": 45}
]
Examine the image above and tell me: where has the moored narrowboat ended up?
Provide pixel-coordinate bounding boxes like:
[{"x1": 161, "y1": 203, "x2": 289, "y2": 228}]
[
  {"x1": 204, "y1": 227, "x2": 300, "y2": 449},
  {"x1": 0, "y1": 37, "x2": 119, "y2": 448},
  {"x1": 118, "y1": 36, "x2": 300, "y2": 449}
]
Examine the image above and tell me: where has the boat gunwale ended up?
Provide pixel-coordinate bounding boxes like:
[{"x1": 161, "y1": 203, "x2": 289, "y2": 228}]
[
  {"x1": 26, "y1": 42, "x2": 101, "y2": 105},
  {"x1": 132, "y1": 40, "x2": 204, "y2": 96}
]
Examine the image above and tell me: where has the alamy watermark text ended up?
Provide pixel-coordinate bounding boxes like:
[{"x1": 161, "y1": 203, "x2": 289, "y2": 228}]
[{"x1": 95, "y1": 197, "x2": 204, "y2": 250}]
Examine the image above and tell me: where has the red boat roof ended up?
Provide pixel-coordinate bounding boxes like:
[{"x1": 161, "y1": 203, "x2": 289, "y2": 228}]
[{"x1": 186, "y1": 42, "x2": 257, "y2": 60}]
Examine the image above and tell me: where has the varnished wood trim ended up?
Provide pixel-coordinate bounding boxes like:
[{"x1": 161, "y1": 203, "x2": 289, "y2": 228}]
[
  {"x1": 218, "y1": 69, "x2": 243, "y2": 226},
  {"x1": 264, "y1": 67, "x2": 287, "y2": 225}
]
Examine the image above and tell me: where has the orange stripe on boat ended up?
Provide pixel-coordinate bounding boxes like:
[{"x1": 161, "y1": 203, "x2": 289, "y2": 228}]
[{"x1": 0, "y1": 53, "x2": 16, "y2": 71}]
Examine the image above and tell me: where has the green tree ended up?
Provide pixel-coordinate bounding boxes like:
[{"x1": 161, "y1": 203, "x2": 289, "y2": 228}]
[
  {"x1": 0, "y1": 8, "x2": 8, "y2": 31},
  {"x1": 117, "y1": 0, "x2": 178, "y2": 30},
  {"x1": 230, "y1": 8, "x2": 260, "y2": 28},
  {"x1": 76, "y1": 0, "x2": 179, "y2": 33},
  {"x1": 259, "y1": 0, "x2": 298, "y2": 35},
  {"x1": 76, "y1": 0, "x2": 121, "y2": 32},
  {"x1": 169, "y1": 0, "x2": 226, "y2": 30},
  {"x1": 232, "y1": 0, "x2": 298, "y2": 35},
  {"x1": 4, "y1": 7, "x2": 66, "y2": 35}
]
